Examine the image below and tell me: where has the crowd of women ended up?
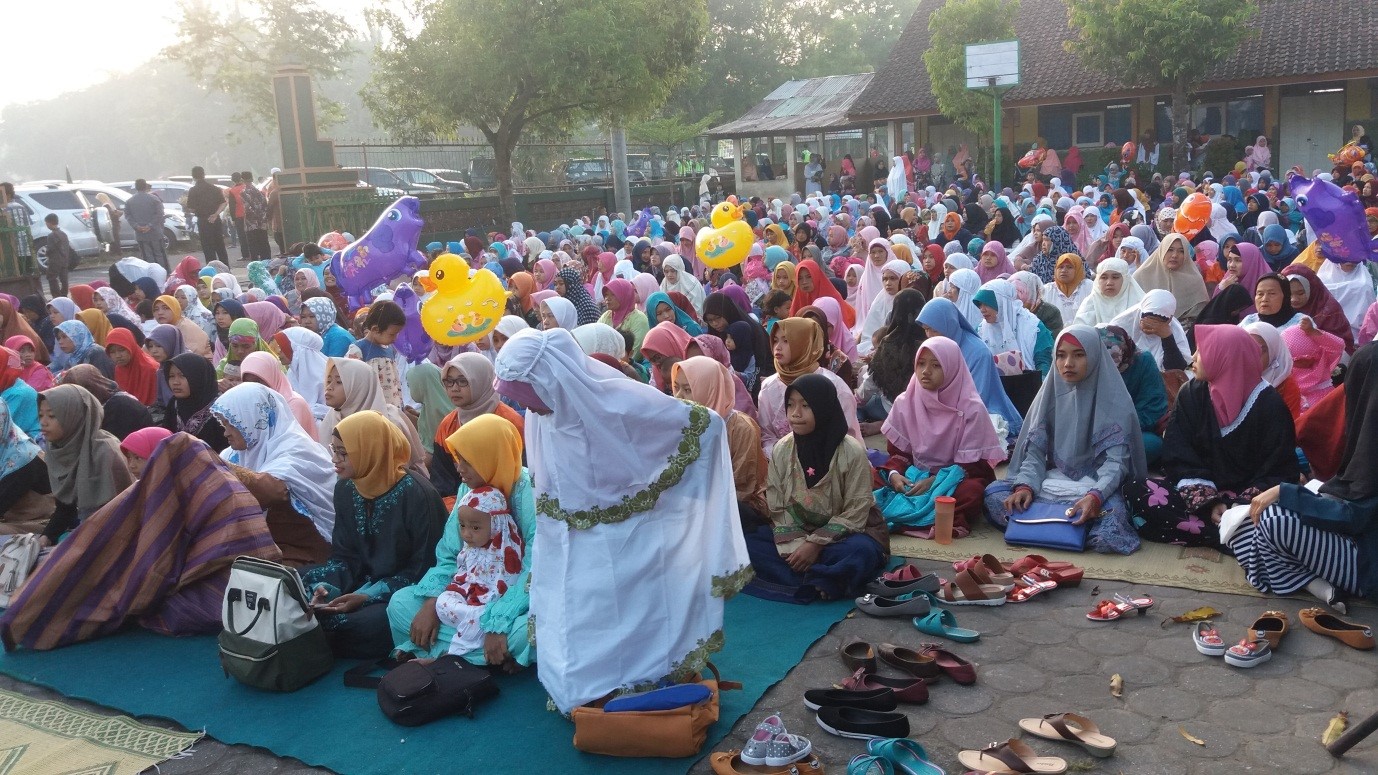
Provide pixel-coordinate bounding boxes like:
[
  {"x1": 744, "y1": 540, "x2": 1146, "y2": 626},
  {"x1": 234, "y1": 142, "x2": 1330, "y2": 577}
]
[{"x1": 2, "y1": 147, "x2": 1378, "y2": 708}]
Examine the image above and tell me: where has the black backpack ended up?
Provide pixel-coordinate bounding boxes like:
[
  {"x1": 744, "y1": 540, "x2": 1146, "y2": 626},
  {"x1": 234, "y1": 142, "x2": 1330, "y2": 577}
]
[{"x1": 345, "y1": 655, "x2": 499, "y2": 726}]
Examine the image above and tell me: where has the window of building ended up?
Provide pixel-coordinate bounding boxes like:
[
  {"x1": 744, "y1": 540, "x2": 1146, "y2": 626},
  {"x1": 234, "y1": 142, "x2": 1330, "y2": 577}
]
[
  {"x1": 900, "y1": 121, "x2": 915, "y2": 153},
  {"x1": 1073, "y1": 112, "x2": 1104, "y2": 146},
  {"x1": 1105, "y1": 104, "x2": 1133, "y2": 145}
]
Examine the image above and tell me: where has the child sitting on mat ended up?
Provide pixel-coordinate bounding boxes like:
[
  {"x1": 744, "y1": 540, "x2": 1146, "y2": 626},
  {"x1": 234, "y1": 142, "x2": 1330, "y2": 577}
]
[{"x1": 433, "y1": 486, "x2": 525, "y2": 661}]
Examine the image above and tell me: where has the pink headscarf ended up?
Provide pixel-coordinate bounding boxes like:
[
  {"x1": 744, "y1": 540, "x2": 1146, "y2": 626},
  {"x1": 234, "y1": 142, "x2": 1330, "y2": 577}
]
[
  {"x1": 596, "y1": 252, "x2": 617, "y2": 282},
  {"x1": 1194, "y1": 240, "x2": 1220, "y2": 276},
  {"x1": 881, "y1": 336, "x2": 1006, "y2": 468},
  {"x1": 975, "y1": 242, "x2": 1015, "y2": 283},
  {"x1": 243, "y1": 301, "x2": 286, "y2": 339},
  {"x1": 1194, "y1": 325, "x2": 1264, "y2": 428},
  {"x1": 690, "y1": 333, "x2": 759, "y2": 421},
  {"x1": 604, "y1": 278, "x2": 637, "y2": 328},
  {"x1": 853, "y1": 236, "x2": 894, "y2": 331},
  {"x1": 744, "y1": 243, "x2": 770, "y2": 283},
  {"x1": 529, "y1": 289, "x2": 557, "y2": 309},
  {"x1": 534, "y1": 258, "x2": 558, "y2": 290},
  {"x1": 1281, "y1": 323, "x2": 1345, "y2": 412},
  {"x1": 120, "y1": 426, "x2": 173, "y2": 460},
  {"x1": 811, "y1": 296, "x2": 859, "y2": 361},
  {"x1": 632, "y1": 273, "x2": 661, "y2": 312},
  {"x1": 641, "y1": 321, "x2": 692, "y2": 389},
  {"x1": 1062, "y1": 206, "x2": 1091, "y2": 255},
  {"x1": 1228, "y1": 243, "x2": 1270, "y2": 305}
]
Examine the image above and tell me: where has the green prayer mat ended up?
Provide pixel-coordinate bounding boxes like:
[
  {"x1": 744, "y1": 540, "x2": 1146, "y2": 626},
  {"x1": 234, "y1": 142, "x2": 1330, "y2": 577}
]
[{"x1": 0, "y1": 594, "x2": 851, "y2": 774}]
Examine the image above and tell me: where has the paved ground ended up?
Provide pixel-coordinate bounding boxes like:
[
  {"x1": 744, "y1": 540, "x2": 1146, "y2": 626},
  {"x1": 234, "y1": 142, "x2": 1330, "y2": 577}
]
[{"x1": 4, "y1": 557, "x2": 1377, "y2": 774}]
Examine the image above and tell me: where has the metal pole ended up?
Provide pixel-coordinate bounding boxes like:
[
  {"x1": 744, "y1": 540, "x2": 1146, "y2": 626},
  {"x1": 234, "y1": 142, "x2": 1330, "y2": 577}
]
[
  {"x1": 611, "y1": 127, "x2": 631, "y2": 217},
  {"x1": 992, "y1": 89, "x2": 1002, "y2": 192}
]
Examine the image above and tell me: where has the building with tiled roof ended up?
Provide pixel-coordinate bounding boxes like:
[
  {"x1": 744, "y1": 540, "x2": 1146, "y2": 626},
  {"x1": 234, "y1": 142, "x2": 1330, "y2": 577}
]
[{"x1": 711, "y1": 0, "x2": 1378, "y2": 196}]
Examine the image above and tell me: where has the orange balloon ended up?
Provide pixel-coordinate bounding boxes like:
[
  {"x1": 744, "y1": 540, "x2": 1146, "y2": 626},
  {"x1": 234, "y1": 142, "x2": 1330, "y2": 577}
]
[{"x1": 1174, "y1": 192, "x2": 1212, "y2": 239}]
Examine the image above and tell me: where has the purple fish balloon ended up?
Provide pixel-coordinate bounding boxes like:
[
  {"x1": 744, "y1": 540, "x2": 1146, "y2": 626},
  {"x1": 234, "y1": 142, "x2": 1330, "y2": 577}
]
[
  {"x1": 625, "y1": 206, "x2": 653, "y2": 238},
  {"x1": 1289, "y1": 174, "x2": 1378, "y2": 264},
  {"x1": 390, "y1": 283, "x2": 434, "y2": 364},
  {"x1": 329, "y1": 196, "x2": 430, "y2": 309}
]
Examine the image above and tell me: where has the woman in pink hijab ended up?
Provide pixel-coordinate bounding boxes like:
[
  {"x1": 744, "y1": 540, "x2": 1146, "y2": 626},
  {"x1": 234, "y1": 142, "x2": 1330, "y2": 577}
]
[
  {"x1": 632, "y1": 273, "x2": 662, "y2": 313},
  {"x1": 976, "y1": 242, "x2": 1016, "y2": 283},
  {"x1": 879, "y1": 336, "x2": 1006, "y2": 534},
  {"x1": 243, "y1": 300, "x2": 287, "y2": 339},
  {"x1": 533, "y1": 256, "x2": 559, "y2": 290},
  {"x1": 811, "y1": 296, "x2": 859, "y2": 363},
  {"x1": 1062, "y1": 206, "x2": 1092, "y2": 256}
]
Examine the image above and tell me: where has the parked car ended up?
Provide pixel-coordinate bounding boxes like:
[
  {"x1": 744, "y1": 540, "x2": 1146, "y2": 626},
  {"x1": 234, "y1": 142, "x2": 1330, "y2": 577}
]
[
  {"x1": 467, "y1": 158, "x2": 496, "y2": 190},
  {"x1": 108, "y1": 179, "x2": 191, "y2": 215},
  {"x1": 390, "y1": 168, "x2": 470, "y2": 193},
  {"x1": 562, "y1": 159, "x2": 648, "y2": 188},
  {"x1": 427, "y1": 168, "x2": 470, "y2": 187},
  {"x1": 74, "y1": 182, "x2": 189, "y2": 251},
  {"x1": 346, "y1": 166, "x2": 442, "y2": 196},
  {"x1": 11, "y1": 184, "x2": 101, "y2": 270}
]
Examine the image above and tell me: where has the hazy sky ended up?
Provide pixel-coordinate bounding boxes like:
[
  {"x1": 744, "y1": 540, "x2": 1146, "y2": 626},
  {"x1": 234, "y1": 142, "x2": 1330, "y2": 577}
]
[{"x1": 4, "y1": 0, "x2": 386, "y2": 111}]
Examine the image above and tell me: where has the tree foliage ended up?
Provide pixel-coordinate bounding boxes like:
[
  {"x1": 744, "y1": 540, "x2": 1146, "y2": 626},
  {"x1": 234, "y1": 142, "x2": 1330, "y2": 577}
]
[
  {"x1": 1066, "y1": 0, "x2": 1258, "y2": 170},
  {"x1": 164, "y1": 0, "x2": 356, "y2": 135},
  {"x1": 668, "y1": 0, "x2": 919, "y2": 121},
  {"x1": 924, "y1": 0, "x2": 1017, "y2": 138},
  {"x1": 628, "y1": 113, "x2": 722, "y2": 153},
  {"x1": 365, "y1": 0, "x2": 706, "y2": 219}
]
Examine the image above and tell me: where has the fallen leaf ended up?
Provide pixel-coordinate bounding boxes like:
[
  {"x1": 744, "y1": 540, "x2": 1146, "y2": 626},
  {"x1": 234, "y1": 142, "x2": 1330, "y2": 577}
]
[
  {"x1": 1109, "y1": 674, "x2": 1123, "y2": 698},
  {"x1": 1179, "y1": 726, "x2": 1205, "y2": 746},
  {"x1": 1161, "y1": 606, "x2": 1224, "y2": 628},
  {"x1": 1322, "y1": 711, "x2": 1349, "y2": 745}
]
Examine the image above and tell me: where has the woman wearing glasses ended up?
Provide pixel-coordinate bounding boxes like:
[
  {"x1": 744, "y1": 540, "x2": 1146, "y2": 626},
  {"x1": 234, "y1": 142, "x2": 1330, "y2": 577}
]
[{"x1": 426, "y1": 353, "x2": 525, "y2": 500}]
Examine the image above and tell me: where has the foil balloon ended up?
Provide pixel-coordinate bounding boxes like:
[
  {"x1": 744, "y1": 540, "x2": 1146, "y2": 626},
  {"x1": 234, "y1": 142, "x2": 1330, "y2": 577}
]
[
  {"x1": 625, "y1": 207, "x2": 653, "y2": 238},
  {"x1": 328, "y1": 197, "x2": 429, "y2": 310},
  {"x1": 1174, "y1": 192, "x2": 1212, "y2": 240},
  {"x1": 695, "y1": 202, "x2": 753, "y2": 269},
  {"x1": 1329, "y1": 142, "x2": 1367, "y2": 168},
  {"x1": 417, "y1": 254, "x2": 505, "y2": 345},
  {"x1": 390, "y1": 282, "x2": 434, "y2": 363},
  {"x1": 318, "y1": 232, "x2": 348, "y2": 251},
  {"x1": 1121, "y1": 142, "x2": 1137, "y2": 166},
  {"x1": 1290, "y1": 174, "x2": 1378, "y2": 263}
]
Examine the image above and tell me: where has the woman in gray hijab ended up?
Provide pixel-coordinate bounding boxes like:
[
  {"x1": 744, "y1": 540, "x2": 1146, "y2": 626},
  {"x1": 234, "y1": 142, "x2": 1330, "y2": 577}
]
[{"x1": 983, "y1": 324, "x2": 1147, "y2": 555}]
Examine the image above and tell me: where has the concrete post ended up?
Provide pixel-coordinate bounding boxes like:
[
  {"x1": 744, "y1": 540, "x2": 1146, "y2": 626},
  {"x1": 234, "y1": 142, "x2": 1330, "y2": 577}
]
[{"x1": 611, "y1": 127, "x2": 631, "y2": 218}]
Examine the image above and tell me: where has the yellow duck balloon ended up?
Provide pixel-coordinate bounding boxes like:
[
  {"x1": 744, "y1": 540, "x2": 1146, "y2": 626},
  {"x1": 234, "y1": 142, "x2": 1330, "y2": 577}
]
[
  {"x1": 697, "y1": 202, "x2": 753, "y2": 269},
  {"x1": 416, "y1": 253, "x2": 506, "y2": 345}
]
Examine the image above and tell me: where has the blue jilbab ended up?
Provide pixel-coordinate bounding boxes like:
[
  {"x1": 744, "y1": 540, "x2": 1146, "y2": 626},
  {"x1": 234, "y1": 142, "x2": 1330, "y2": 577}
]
[
  {"x1": 918, "y1": 298, "x2": 1022, "y2": 439},
  {"x1": 484, "y1": 261, "x2": 509, "y2": 288},
  {"x1": 1262, "y1": 224, "x2": 1298, "y2": 270},
  {"x1": 48, "y1": 297, "x2": 80, "y2": 325},
  {"x1": 302, "y1": 297, "x2": 354, "y2": 358},
  {"x1": 0, "y1": 398, "x2": 41, "y2": 478},
  {"x1": 643, "y1": 291, "x2": 704, "y2": 337},
  {"x1": 50, "y1": 320, "x2": 103, "y2": 376}
]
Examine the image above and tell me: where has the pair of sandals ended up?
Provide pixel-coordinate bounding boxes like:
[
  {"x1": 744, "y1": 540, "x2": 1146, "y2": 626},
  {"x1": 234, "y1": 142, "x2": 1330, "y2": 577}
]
[
  {"x1": 959, "y1": 714, "x2": 1117, "y2": 773},
  {"x1": 1195, "y1": 610, "x2": 1287, "y2": 668}
]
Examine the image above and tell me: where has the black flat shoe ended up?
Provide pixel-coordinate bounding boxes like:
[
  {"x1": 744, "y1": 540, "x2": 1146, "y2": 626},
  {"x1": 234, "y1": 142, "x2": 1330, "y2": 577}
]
[{"x1": 814, "y1": 706, "x2": 910, "y2": 740}]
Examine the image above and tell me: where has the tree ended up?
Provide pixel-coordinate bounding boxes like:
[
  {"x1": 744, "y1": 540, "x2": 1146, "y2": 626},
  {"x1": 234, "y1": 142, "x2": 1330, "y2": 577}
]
[
  {"x1": 164, "y1": 0, "x2": 356, "y2": 135},
  {"x1": 365, "y1": 0, "x2": 706, "y2": 221},
  {"x1": 1067, "y1": 0, "x2": 1258, "y2": 172},
  {"x1": 667, "y1": 0, "x2": 918, "y2": 121},
  {"x1": 923, "y1": 0, "x2": 1017, "y2": 138},
  {"x1": 629, "y1": 112, "x2": 721, "y2": 172}
]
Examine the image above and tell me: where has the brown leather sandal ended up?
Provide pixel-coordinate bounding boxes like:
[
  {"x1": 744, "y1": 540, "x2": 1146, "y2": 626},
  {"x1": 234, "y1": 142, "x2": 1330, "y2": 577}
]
[
  {"x1": 957, "y1": 738, "x2": 1068, "y2": 773},
  {"x1": 935, "y1": 568, "x2": 1006, "y2": 607},
  {"x1": 1017, "y1": 712, "x2": 1117, "y2": 757}
]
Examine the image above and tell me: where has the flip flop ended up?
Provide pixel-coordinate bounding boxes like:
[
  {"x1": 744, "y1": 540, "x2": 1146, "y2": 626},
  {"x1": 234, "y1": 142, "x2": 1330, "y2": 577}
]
[
  {"x1": 957, "y1": 738, "x2": 1067, "y2": 773},
  {"x1": 1017, "y1": 712, "x2": 1118, "y2": 758},
  {"x1": 913, "y1": 608, "x2": 981, "y2": 642},
  {"x1": 866, "y1": 738, "x2": 946, "y2": 775}
]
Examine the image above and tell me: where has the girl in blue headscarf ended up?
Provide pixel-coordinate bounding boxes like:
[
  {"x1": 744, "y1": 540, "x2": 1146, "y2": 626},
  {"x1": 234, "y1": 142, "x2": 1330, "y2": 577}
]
[
  {"x1": 50, "y1": 320, "x2": 115, "y2": 378},
  {"x1": 917, "y1": 298, "x2": 1022, "y2": 439},
  {"x1": 484, "y1": 261, "x2": 509, "y2": 289},
  {"x1": 1261, "y1": 223, "x2": 1298, "y2": 270},
  {"x1": 643, "y1": 291, "x2": 703, "y2": 336},
  {"x1": 763, "y1": 245, "x2": 791, "y2": 274}
]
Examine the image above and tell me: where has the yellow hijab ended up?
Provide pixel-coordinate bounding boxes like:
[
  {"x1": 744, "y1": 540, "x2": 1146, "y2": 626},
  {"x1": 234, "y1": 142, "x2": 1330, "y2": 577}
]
[
  {"x1": 445, "y1": 413, "x2": 524, "y2": 499},
  {"x1": 772, "y1": 262, "x2": 797, "y2": 295},
  {"x1": 335, "y1": 410, "x2": 409, "y2": 499},
  {"x1": 155, "y1": 294, "x2": 184, "y2": 323},
  {"x1": 76, "y1": 308, "x2": 112, "y2": 347},
  {"x1": 772, "y1": 317, "x2": 824, "y2": 385},
  {"x1": 764, "y1": 223, "x2": 789, "y2": 248}
]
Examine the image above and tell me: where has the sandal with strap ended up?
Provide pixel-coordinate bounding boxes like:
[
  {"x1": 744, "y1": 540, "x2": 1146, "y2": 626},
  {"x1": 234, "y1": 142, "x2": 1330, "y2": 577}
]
[
  {"x1": 912, "y1": 608, "x2": 981, "y2": 643},
  {"x1": 866, "y1": 738, "x2": 946, "y2": 775},
  {"x1": 1249, "y1": 610, "x2": 1289, "y2": 649},
  {"x1": 951, "y1": 554, "x2": 1016, "y2": 588},
  {"x1": 935, "y1": 569, "x2": 1007, "y2": 607},
  {"x1": 1006, "y1": 575, "x2": 1057, "y2": 603},
  {"x1": 1085, "y1": 594, "x2": 1153, "y2": 621},
  {"x1": 1193, "y1": 621, "x2": 1227, "y2": 656},
  {"x1": 957, "y1": 738, "x2": 1067, "y2": 774},
  {"x1": 1017, "y1": 712, "x2": 1118, "y2": 758},
  {"x1": 848, "y1": 754, "x2": 896, "y2": 775},
  {"x1": 1004, "y1": 554, "x2": 1074, "y2": 577}
]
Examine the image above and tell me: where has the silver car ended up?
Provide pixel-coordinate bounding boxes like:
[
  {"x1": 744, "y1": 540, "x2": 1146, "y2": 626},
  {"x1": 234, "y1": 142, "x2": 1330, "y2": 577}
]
[
  {"x1": 75, "y1": 182, "x2": 189, "y2": 251},
  {"x1": 11, "y1": 184, "x2": 102, "y2": 270}
]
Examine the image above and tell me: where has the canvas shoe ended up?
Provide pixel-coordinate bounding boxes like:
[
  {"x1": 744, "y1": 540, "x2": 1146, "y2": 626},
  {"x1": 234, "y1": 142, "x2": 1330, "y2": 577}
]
[
  {"x1": 740, "y1": 713, "x2": 789, "y2": 765},
  {"x1": 763, "y1": 732, "x2": 814, "y2": 767}
]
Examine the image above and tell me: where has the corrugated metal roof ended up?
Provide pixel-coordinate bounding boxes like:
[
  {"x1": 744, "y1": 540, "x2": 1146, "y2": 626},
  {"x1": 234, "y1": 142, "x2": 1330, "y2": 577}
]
[{"x1": 709, "y1": 73, "x2": 875, "y2": 137}]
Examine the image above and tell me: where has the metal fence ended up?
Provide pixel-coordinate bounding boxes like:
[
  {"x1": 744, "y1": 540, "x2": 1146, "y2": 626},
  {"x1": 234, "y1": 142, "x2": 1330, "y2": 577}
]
[{"x1": 333, "y1": 141, "x2": 714, "y2": 190}]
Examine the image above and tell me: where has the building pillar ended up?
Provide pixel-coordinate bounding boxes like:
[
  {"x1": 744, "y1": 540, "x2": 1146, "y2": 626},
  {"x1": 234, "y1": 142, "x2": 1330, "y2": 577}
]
[
  {"x1": 272, "y1": 64, "x2": 363, "y2": 246},
  {"x1": 784, "y1": 135, "x2": 797, "y2": 192}
]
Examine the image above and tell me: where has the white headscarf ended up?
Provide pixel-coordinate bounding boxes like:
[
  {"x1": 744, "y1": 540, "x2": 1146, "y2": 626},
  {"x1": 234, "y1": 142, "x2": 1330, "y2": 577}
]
[
  {"x1": 281, "y1": 327, "x2": 329, "y2": 419},
  {"x1": 1117, "y1": 235, "x2": 1149, "y2": 273},
  {"x1": 948, "y1": 268, "x2": 986, "y2": 332},
  {"x1": 1109, "y1": 289, "x2": 1190, "y2": 371},
  {"x1": 1074, "y1": 257, "x2": 1146, "y2": 326},
  {"x1": 1317, "y1": 260, "x2": 1376, "y2": 336},
  {"x1": 572, "y1": 322, "x2": 627, "y2": 360},
  {"x1": 659, "y1": 254, "x2": 705, "y2": 314},
  {"x1": 212, "y1": 272, "x2": 243, "y2": 298},
  {"x1": 213, "y1": 383, "x2": 338, "y2": 540},
  {"x1": 977, "y1": 279, "x2": 1042, "y2": 369},
  {"x1": 887, "y1": 155, "x2": 908, "y2": 202},
  {"x1": 541, "y1": 296, "x2": 579, "y2": 331},
  {"x1": 1243, "y1": 320, "x2": 1293, "y2": 388},
  {"x1": 927, "y1": 203, "x2": 948, "y2": 241},
  {"x1": 1207, "y1": 203, "x2": 1239, "y2": 242}
]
